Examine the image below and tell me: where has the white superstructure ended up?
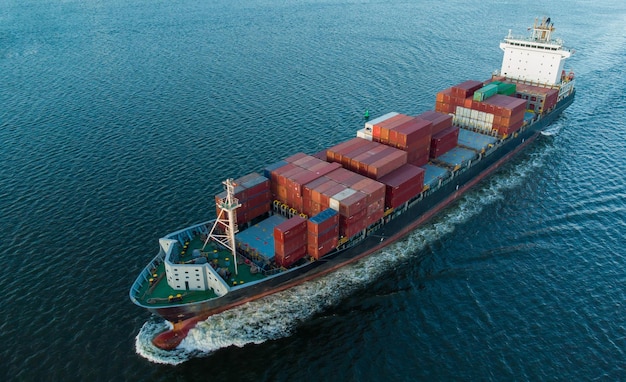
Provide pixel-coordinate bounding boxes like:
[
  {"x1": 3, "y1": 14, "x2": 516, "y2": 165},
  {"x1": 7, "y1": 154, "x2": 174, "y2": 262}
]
[{"x1": 499, "y1": 17, "x2": 573, "y2": 86}]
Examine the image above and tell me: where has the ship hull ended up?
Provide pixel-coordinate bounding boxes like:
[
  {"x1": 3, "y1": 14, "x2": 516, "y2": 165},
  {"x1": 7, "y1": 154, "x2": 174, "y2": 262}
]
[{"x1": 143, "y1": 91, "x2": 575, "y2": 324}]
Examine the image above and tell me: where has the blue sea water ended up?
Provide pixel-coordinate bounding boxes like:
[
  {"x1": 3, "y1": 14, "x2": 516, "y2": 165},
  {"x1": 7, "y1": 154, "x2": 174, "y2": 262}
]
[{"x1": 1, "y1": 0, "x2": 625, "y2": 380}]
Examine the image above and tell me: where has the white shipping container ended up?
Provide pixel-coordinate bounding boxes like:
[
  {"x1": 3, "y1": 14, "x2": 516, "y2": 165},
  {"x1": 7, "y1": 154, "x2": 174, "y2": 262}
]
[
  {"x1": 459, "y1": 106, "x2": 470, "y2": 117},
  {"x1": 365, "y1": 112, "x2": 399, "y2": 131},
  {"x1": 329, "y1": 188, "x2": 357, "y2": 211},
  {"x1": 356, "y1": 129, "x2": 373, "y2": 141}
]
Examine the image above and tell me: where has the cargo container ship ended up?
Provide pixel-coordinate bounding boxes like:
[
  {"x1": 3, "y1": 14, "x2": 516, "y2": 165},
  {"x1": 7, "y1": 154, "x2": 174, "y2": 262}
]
[{"x1": 130, "y1": 17, "x2": 576, "y2": 350}]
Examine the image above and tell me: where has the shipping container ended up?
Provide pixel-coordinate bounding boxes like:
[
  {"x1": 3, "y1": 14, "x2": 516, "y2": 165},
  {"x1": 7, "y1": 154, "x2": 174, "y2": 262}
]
[
  {"x1": 473, "y1": 83, "x2": 498, "y2": 101},
  {"x1": 350, "y1": 178, "x2": 386, "y2": 205},
  {"x1": 497, "y1": 82, "x2": 516, "y2": 96},
  {"x1": 307, "y1": 208, "x2": 339, "y2": 235},
  {"x1": 367, "y1": 149, "x2": 408, "y2": 179},
  {"x1": 430, "y1": 126, "x2": 460, "y2": 159},
  {"x1": 365, "y1": 112, "x2": 399, "y2": 132},
  {"x1": 329, "y1": 188, "x2": 368, "y2": 217},
  {"x1": 451, "y1": 80, "x2": 484, "y2": 98},
  {"x1": 275, "y1": 245, "x2": 307, "y2": 268},
  {"x1": 416, "y1": 110, "x2": 453, "y2": 136},
  {"x1": 391, "y1": 118, "x2": 432, "y2": 147},
  {"x1": 378, "y1": 164, "x2": 425, "y2": 208},
  {"x1": 307, "y1": 235, "x2": 338, "y2": 260},
  {"x1": 284, "y1": 152, "x2": 309, "y2": 164},
  {"x1": 372, "y1": 114, "x2": 414, "y2": 143}
]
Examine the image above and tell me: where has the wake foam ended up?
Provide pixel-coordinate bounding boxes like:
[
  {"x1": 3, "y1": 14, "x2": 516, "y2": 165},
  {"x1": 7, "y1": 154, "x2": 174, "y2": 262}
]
[{"x1": 136, "y1": 144, "x2": 552, "y2": 364}]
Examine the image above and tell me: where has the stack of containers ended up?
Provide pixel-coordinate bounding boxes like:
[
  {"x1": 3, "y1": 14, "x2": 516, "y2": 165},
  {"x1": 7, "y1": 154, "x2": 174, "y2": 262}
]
[
  {"x1": 514, "y1": 83, "x2": 559, "y2": 113},
  {"x1": 329, "y1": 188, "x2": 369, "y2": 239},
  {"x1": 416, "y1": 110, "x2": 459, "y2": 159},
  {"x1": 386, "y1": 118, "x2": 433, "y2": 166},
  {"x1": 265, "y1": 154, "x2": 342, "y2": 213},
  {"x1": 378, "y1": 164, "x2": 425, "y2": 209},
  {"x1": 416, "y1": 110, "x2": 453, "y2": 135},
  {"x1": 435, "y1": 80, "x2": 483, "y2": 114},
  {"x1": 358, "y1": 112, "x2": 400, "y2": 141},
  {"x1": 274, "y1": 216, "x2": 308, "y2": 267},
  {"x1": 350, "y1": 177, "x2": 386, "y2": 227},
  {"x1": 326, "y1": 138, "x2": 408, "y2": 180},
  {"x1": 456, "y1": 93, "x2": 527, "y2": 136},
  {"x1": 307, "y1": 208, "x2": 339, "y2": 259},
  {"x1": 301, "y1": 168, "x2": 385, "y2": 239},
  {"x1": 430, "y1": 127, "x2": 460, "y2": 159},
  {"x1": 214, "y1": 172, "x2": 271, "y2": 225},
  {"x1": 481, "y1": 95, "x2": 527, "y2": 135},
  {"x1": 372, "y1": 114, "x2": 414, "y2": 144}
]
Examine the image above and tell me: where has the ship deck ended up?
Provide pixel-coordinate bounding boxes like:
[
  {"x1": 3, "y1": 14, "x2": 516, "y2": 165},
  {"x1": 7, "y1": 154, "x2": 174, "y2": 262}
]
[{"x1": 134, "y1": 234, "x2": 268, "y2": 308}]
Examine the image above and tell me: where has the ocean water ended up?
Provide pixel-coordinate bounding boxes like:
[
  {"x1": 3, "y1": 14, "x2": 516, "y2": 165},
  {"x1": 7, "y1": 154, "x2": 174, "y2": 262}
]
[{"x1": 1, "y1": 0, "x2": 625, "y2": 380}]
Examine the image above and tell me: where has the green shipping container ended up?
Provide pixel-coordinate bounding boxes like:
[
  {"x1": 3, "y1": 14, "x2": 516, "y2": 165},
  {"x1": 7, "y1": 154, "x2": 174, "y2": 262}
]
[
  {"x1": 473, "y1": 83, "x2": 498, "y2": 101},
  {"x1": 497, "y1": 83, "x2": 516, "y2": 96}
]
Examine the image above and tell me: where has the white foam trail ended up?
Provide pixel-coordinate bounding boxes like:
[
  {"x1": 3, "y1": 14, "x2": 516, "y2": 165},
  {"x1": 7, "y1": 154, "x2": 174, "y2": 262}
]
[
  {"x1": 136, "y1": 144, "x2": 552, "y2": 364},
  {"x1": 541, "y1": 126, "x2": 562, "y2": 136}
]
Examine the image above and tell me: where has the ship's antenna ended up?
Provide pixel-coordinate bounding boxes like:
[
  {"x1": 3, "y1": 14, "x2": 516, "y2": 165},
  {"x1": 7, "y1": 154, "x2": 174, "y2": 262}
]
[{"x1": 203, "y1": 178, "x2": 241, "y2": 276}]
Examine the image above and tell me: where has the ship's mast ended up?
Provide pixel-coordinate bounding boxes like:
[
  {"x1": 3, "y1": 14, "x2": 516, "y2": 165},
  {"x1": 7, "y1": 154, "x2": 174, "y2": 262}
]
[{"x1": 203, "y1": 178, "x2": 241, "y2": 275}]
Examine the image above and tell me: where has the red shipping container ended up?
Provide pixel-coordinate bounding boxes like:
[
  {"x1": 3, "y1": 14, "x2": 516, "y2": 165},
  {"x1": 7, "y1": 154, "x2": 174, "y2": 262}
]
[
  {"x1": 310, "y1": 179, "x2": 340, "y2": 202},
  {"x1": 329, "y1": 188, "x2": 363, "y2": 217},
  {"x1": 379, "y1": 164, "x2": 425, "y2": 208},
  {"x1": 318, "y1": 184, "x2": 346, "y2": 207},
  {"x1": 326, "y1": 168, "x2": 356, "y2": 185},
  {"x1": 367, "y1": 195, "x2": 385, "y2": 215},
  {"x1": 407, "y1": 149, "x2": 430, "y2": 166},
  {"x1": 326, "y1": 138, "x2": 368, "y2": 164},
  {"x1": 307, "y1": 211, "x2": 340, "y2": 235},
  {"x1": 275, "y1": 245, "x2": 307, "y2": 268},
  {"x1": 303, "y1": 176, "x2": 331, "y2": 199},
  {"x1": 307, "y1": 226, "x2": 339, "y2": 248},
  {"x1": 385, "y1": 186, "x2": 422, "y2": 209},
  {"x1": 436, "y1": 88, "x2": 452, "y2": 103},
  {"x1": 373, "y1": 114, "x2": 413, "y2": 141},
  {"x1": 379, "y1": 164, "x2": 425, "y2": 193},
  {"x1": 366, "y1": 150, "x2": 408, "y2": 179},
  {"x1": 430, "y1": 126, "x2": 459, "y2": 159},
  {"x1": 312, "y1": 150, "x2": 327, "y2": 161},
  {"x1": 303, "y1": 197, "x2": 323, "y2": 217},
  {"x1": 496, "y1": 119, "x2": 524, "y2": 136},
  {"x1": 351, "y1": 178, "x2": 385, "y2": 205},
  {"x1": 284, "y1": 152, "x2": 308, "y2": 163},
  {"x1": 366, "y1": 207, "x2": 385, "y2": 226},
  {"x1": 274, "y1": 216, "x2": 307, "y2": 242},
  {"x1": 451, "y1": 80, "x2": 483, "y2": 98},
  {"x1": 307, "y1": 235, "x2": 339, "y2": 260},
  {"x1": 339, "y1": 211, "x2": 368, "y2": 238},
  {"x1": 275, "y1": 230, "x2": 307, "y2": 255},
  {"x1": 544, "y1": 89, "x2": 558, "y2": 110},
  {"x1": 392, "y1": 118, "x2": 432, "y2": 146},
  {"x1": 309, "y1": 161, "x2": 342, "y2": 177},
  {"x1": 416, "y1": 110, "x2": 453, "y2": 136}
]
